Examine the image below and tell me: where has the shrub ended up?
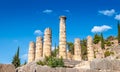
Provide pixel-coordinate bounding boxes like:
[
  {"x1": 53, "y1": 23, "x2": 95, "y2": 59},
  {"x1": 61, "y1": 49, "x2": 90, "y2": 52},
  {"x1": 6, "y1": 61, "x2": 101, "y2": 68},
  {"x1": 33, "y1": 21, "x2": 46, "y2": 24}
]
[
  {"x1": 104, "y1": 51, "x2": 114, "y2": 57},
  {"x1": 37, "y1": 56, "x2": 64, "y2": 67},
  {"x1": 106, "y1": 41, "x2": 112, "y2": 46},
  {"x1": 37, "y1": 60, "x2": 46, "y2": 66}
]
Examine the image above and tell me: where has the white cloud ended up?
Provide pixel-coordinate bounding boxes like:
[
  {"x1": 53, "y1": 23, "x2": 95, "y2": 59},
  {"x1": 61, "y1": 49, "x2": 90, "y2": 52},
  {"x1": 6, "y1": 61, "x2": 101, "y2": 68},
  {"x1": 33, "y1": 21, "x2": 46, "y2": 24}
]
[
  {"x1": 98, "y1": 9, "x2": 115, "y2": 16},
  {"x1": 64, "y1": 10, "x2": 70, "y2": 13},
  {"x1": 34, "y1": 30, "x2": 43, "y2": 36},
  {"x1": 91, "y1": 25, "x2": 112, "y2": 33},
  {"x1": 21, "y1": 54, "x2": 28, "y2": 60},
  {"x1": 115, "y1": 14, "x2": 120, "y2": 20},
  {"x1": 43, "y1": 9, "x2": 53, "y2": 14}
]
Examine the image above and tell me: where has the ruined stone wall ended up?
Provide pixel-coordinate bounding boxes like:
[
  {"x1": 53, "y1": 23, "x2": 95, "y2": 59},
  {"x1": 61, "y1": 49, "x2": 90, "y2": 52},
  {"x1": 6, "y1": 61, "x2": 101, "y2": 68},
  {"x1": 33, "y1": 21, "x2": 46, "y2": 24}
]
[{"x1": 93, "y1": 42, "x2": 104, "y2": 59}]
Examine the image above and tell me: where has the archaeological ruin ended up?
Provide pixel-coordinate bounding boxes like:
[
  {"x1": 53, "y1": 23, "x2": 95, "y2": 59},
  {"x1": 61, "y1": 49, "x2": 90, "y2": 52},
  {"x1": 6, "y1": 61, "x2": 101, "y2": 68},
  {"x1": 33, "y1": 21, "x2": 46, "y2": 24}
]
[
  {"x1": 28, "y1": 15, "x2": 120, "y2": 63},
  {"x1": 18, "y1": 15, "x2": 120, "y2": 72},
  {"x1": 27, "y1": 16, "x2": 110, "y2": 62}
]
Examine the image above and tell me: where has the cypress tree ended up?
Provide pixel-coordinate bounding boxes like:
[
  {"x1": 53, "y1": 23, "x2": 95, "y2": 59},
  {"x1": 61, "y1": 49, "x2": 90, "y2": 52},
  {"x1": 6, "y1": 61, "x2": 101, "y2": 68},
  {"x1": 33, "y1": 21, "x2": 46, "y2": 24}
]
[
  {"x1": 12, "y1": 46, "x2": 21, "y2": 68},
  {"x1": 118, "y1": 21, "x2": 120, "y2": 44},
  {"x1": 101, "y1": 33, "x2": 105, "y2": 49},
  {"x1": 55, "y1": 43, "x2": 56, "y2": 57}
]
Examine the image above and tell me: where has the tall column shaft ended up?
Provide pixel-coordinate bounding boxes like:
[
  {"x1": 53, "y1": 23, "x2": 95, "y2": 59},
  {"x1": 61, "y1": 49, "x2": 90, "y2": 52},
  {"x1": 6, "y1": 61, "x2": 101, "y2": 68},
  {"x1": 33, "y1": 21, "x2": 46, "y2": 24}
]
[
  {"x1": 87, "y1": 36, "x2": 94, "y2": 61},
  {"x1": 59, "y1": 16, "x2": 67, "y2": 59},
  {"x1": 35, "y1": 36, "x2": 43, "y2": 60},
  {"x1": 43, "y1": 28, "x2": 52, "y2": 57},
  {"x1": 74, "y1": 38, "x2": 82, "y2": 61},
  {"x1": 28, "y1": 41, "x2": 35, "y2": 63}
]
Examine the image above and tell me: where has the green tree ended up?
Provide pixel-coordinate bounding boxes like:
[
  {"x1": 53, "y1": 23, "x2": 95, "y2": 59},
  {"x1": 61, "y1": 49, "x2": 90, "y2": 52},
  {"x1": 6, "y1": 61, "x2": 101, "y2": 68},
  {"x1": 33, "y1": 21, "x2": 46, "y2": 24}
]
[
  {"x1": 52, "y1": 44, "x2": 59, "y2": 57},
  {"x1": 93, "y1": 34, "x2": 101, "y2": 44},
  {"x1": 12, "y1": 47, "x2": 21, "y2": 68},
  {"x1": 101, "y1": 33, "x2": 105, "y2": 49},
  {"x1": 67, "y1": 42, "x2": 74, "y2": 55},
  {"x1": 118, "y1": 21, "x2": 120, "y2": 44},
  {"x1": 81, "y1": 39, "x2": 87, "y2": 60}
]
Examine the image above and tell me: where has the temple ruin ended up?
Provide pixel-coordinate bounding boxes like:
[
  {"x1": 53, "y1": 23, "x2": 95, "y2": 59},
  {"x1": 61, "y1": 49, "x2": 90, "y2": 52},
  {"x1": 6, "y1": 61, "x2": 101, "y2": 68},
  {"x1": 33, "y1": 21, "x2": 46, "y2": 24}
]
[{"x1": 27, "y1": 16, "x2": 116, "y2": 63}]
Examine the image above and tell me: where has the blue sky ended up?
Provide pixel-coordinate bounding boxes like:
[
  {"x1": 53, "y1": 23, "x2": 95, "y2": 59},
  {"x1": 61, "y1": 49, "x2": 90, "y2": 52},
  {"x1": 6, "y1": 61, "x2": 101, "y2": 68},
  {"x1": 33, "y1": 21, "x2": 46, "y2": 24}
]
[{"x1": 0, "y1": 0, "x2": 120, "y2": 64}]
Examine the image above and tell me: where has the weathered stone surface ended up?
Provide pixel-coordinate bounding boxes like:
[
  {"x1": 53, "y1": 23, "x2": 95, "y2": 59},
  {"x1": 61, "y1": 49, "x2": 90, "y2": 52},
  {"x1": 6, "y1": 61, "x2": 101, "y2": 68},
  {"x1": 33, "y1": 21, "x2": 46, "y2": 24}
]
[
  {"x1": 111, "y1": 45, "x2": 120, "y2": 56},
  {"x1": 75, "y1": 61, "x2": 90, "y2": 69},
  {"x1": 93, "y1": 42, "x2": 104, "y2": 59},
  {"x1": 0, "y1": 64, "x2": 15, "y2": 72},
  {"x1": 43, "y1": 28, "x2": 52, "y2": 57},
  {"x1": 67, "y1": 51, "x2": 73, "y2": 60},
  {"x1": 74, "y1": 38, "x2": 82, "y2": 61},
  {"x1": 35, "y1": 36, "x2": 43, "y2": 60},
  {"x1": 90, "y1": 58, "x2": 120, "y2": 71},
  {"x1": 59, "y1": 16, "x2": 67, "y2": 59},
  {"x1": 17, "y1": 58, "x2": 120, "y2": 72},
  {"x1": 64, "y1": 59, "x2": 80, "y2": 68},
  {"x1": 28, "y1": 41, "x2": 35, "y2": 63},
  {"x1": 87, "y1": 36, "x2": 94, "y2": 61}
]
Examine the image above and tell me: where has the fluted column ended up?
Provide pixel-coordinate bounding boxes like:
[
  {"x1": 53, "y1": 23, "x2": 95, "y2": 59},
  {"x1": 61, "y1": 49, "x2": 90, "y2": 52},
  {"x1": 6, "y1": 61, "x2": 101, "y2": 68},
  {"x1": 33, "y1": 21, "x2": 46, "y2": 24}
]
[
  {"x1": 74, "y1": 38, "x2": 82, "y2": 61},
  {"x1": 87, "y1": 36, "x2": 94, "y2": 61},
  {"x1": 43, "y1": 28, "x2": 52, "y2": 57},
  {"x1": 59, "y1": 16, "x2": 67, "y2": 59},
  {"x1": 28, "y1": 41, "x2": 35, "y2": 63},
  {"x1": 35, "y1": 36, "x2": 43, "y2": 60}
]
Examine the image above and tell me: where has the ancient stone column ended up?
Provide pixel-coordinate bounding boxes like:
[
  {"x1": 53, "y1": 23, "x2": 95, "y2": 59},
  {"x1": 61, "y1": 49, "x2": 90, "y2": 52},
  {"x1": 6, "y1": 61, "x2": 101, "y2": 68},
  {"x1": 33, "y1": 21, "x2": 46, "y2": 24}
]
[
  {"x1": 43, "y1": 28, "x2": 52, "y2": 57},
  {"x1": 87, "y1": 36, "x2": 94, "y2": 61},
  {"x1": 59, "y1": 16, "x2": 67, "y2": 59},
  {"x1": 28, "y1": 41, "x2": 35, "y2": 63},
  {"x1": 35, "y1": 36, "x2": 43, "y2": 60},
  {"x1": 74, "y1": 38, "x2": 82, "y2": 61}
]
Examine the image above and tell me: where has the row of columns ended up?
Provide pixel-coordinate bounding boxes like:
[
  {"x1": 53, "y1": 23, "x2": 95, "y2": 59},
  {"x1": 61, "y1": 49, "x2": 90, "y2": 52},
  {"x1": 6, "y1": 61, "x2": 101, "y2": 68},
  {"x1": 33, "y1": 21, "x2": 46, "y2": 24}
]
[
  {"x1": 28, "y1": 16, "x2": 96, "y2": 63},
  {"x1": 28, "y1": 28, "x2": 52, "y2": 63}
]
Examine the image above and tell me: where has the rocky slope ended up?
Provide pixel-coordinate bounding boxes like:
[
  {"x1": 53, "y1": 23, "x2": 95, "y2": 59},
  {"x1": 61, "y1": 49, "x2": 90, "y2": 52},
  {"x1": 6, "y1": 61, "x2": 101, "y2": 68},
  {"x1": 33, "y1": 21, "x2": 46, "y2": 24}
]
[
  {"x1": 16, "y1": 56, "x2": 120, "y2": 72},
  {"x1": 0, "y1": 64, "x2": 15, "y2": 72}
]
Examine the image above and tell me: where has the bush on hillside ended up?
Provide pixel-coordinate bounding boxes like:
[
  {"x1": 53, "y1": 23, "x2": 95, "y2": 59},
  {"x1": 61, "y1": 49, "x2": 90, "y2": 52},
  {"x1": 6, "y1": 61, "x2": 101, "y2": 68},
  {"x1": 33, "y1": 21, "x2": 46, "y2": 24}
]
[
  {"x1": 37, "y1": 56, "x2": 64, "y2": 67},
  {"x1": 104, "y1": 51, "x2": 114, "y2": 57}
]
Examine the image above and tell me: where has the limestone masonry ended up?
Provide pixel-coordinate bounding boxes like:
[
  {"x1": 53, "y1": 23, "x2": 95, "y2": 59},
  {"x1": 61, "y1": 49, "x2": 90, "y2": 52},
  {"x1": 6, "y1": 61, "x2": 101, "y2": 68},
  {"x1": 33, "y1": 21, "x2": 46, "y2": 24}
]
[
  {"x1": 28, "y1": 41, "x2": 35, "y2": 63},
  {"x1": 35, "y1": 36, "x2": 43, "y2": 60},
  {"x1": 74, "y1": 38, "x2": 82, "y2": 61},
  {"x1": 59, "y1": 16, "x2": 67, "y2": 59},
  {"x1": 87, "y1": 36, "x2": 94, "y2": 61},
  {"x1": 27, "y1": 16, "x2": 117, "y2": 63},
  {"x1": 43, "y1": 28, "x2": 52, "y2": 57}
]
